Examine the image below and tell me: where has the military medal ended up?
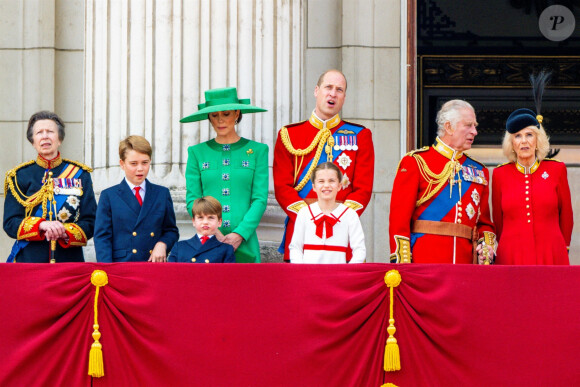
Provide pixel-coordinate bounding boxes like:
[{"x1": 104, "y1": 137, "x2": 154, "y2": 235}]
[
  {"x1": 352, "y1": 136, "x2": 358, "y2": 151},
  {"x1": 334, "y1": 135, "x2": 340, "y2": 151},
  {"x1": 345, "y1": 136, "x2": 352, "y2": 151},
  {"x1": 466, "y1": 203, "x2": 476, "y2": 219},
  {"x1": 337, "y1": 153, "x2": 352, "y2": 169}
]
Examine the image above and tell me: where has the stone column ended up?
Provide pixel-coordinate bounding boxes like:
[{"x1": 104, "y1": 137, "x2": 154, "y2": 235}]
[
  {"x1": 0, "y1": 0, "x2": 85, "y2": 254},
  {"x1": 84, "y1": 0, "x2": 303, "y2": 260}
]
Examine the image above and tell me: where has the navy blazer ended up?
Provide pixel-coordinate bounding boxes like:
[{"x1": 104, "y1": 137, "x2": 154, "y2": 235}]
[
  {"x1": 168, "y1": 235, "x2": 235, "y2": 263},
  {"x1": 94, "y1": 179, "x2": 179, "y2": 262}
]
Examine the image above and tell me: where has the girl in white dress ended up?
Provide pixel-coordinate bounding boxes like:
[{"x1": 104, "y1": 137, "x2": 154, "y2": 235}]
[{"x1": 289, "y1": 162, "x2": 366, "y2": 263}]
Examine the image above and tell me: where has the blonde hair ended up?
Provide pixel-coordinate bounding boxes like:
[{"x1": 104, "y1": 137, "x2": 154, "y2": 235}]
[
  {"x1": 501, "y1": 125, "x2": 550, "y2": 162},
  {"x1": 119, "y1": 135, "x2": 152, "y2": 160},
  {"x1": 191, "y1": 196, "x2": 222, "y2": 220}
]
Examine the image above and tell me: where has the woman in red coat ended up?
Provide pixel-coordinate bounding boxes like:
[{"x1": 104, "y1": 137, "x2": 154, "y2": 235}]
[{"x1": 492, "y1": 108, "x2": 573, "y2": 264}]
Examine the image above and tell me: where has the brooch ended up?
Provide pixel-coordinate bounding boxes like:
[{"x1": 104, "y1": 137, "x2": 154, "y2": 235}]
[
  {"x1": 471, "y1": 189, "x2": 480, "y2": 206},
  {"x1": 341, "y1": 173, "x2": 351, "y2": 189},
  {"x1": 222, "y1": 159, "x2": 230, "y2": 166},
  {"x1": 337, "y1": 153, "x2": 352, "y2": 169},
  {"x1": 222, "y1": 144, "x2": 231, "y2": 151},
  {"x1": 542, "y1": 171, "x2": 549, "y2": 179},
  {"x1": 466, "y1": 203, "x2": 476, "y2": 219},
  {"x1": 222, "y1": 173, "x2": 230, "y2": 181},
  {"x1": 222, "y1": 188, "x2": 230, "y2": 196},
  {"x1": 202, "y1": 162, "x2": 210, "y2": 169},
  {"x1": 242, "y1": 160, "x2": 250, "y2": 167},
  {"x1": 246, "y1": 149, "x2": 253, "y2": 155}
]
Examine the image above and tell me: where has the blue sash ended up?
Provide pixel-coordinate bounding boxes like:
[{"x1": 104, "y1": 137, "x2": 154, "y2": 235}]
[
  {"x1": 7, "y1": 164, "x2": 82, "y2": 262},
  {"x1": 410, "y1": 158, "x2": 480, "y2": 248},
  {"x1": 278, "y1": 123, "x2": 363, "y2": 254}
]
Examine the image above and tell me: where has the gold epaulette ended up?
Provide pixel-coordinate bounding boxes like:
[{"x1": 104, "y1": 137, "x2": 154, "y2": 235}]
[
  {"x1": 464, "y1": 153, "x2": 485, "y2": 168},
  {"x1": 495, "y1": 161, "x2": 511, "y2": 169},
  {"x1": 4, "y1": 160, "x2": 35, "y2": 193},
  {"x1": 341, "y1": 120, "x2": 365, "y2": 129},
  {"x1": 396, "y1": 146, "x2": 428, "y2": 171},
  {"x1": 63, "y1": 158, "x2": 93, "y2": 173}
]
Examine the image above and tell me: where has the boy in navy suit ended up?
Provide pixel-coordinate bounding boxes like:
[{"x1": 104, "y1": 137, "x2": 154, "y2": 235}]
[
  {"x1": 168, "y1": 196, "x2": 235, "y2": 263},
  {"x1": 94, "y1": 136, "x2": 179, "y2": 262}
]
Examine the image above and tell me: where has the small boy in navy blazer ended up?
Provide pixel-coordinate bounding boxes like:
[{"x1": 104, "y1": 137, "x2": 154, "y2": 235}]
[
  {"x1": 94, "y1": 136, "x2": 179, "y2": 262},
  {"x1": 168, "y1": 196, "x2": 235, "y2": 263}
]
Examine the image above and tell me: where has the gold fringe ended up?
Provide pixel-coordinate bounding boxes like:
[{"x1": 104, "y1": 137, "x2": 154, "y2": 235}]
[
  {"x1": 88, "y1": 270, "x2": 108, "y2": 378},
  {"x1": 384, "y1": 270, "x2": 402, "y2": 372},
  {"x1": 381, "y1": 384, "x2": 399, "y2": 387}
]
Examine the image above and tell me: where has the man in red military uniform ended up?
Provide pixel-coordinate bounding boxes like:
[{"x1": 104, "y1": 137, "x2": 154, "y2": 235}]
[
  {"x1": 274, "y1": 69, "x2": 375, "y2": 261},
  {"x1": 389, "y1": 100, "x2": 496, "y2": 264}
]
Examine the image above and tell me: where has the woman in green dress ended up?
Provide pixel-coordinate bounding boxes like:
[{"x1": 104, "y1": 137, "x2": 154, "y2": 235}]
[{"x1": 180, "y1": 87, "x2": 268, "y2": 262}]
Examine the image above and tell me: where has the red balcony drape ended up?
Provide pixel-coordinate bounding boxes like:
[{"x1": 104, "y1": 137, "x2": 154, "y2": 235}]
[{"x1": 1, "y1": 263, "x2": 579, "y2": 386}]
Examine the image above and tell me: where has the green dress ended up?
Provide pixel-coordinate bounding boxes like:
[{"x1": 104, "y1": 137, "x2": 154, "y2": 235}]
[{"x1": 185, "y1": 138, "x2": 269, "y2": 262}]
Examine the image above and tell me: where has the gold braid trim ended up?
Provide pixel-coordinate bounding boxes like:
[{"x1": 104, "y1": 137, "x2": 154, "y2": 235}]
[
  {"x1": 63, "y1": 158, "x2": 93, "y2": 173},
  {"x1": 4, "y1": 161, "x2": 56, "y2": 219},
  {"x1": 280, "y1": 126, "x2": 334, "y2": 192},
  {"x1": 413, "y1": 154, "x2": 458, "y2": 207}
]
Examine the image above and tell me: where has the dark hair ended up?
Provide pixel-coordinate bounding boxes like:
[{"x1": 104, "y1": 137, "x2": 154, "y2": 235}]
[
  {"x1": 192, "y1": 196, "x2": 223, "y2": 220},
  {"x1": 206, "y1": 110, "x2": 243, "y2": 124},
  {"x1": 119, "y1": 135, "x2": 153, "y2": 160},
  {"x1": 27, "y1": 111, "x2": 65, "y2": 144},
  {"x1": 311, "y1": 162, "x2": 343, "y2": 184}
]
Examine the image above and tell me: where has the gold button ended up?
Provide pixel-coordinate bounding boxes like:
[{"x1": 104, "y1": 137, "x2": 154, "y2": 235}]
[
  {"x1": 192, "y1": 258, "x2": 196, "y2": 262},
  {"x1": 205, "y1": 259, "x2": 210, "y2": 263},
  {"x1": 526, "y1": 205, "x2": 530, "y2": 208},
  {"x1": 525, "y1": 175, "x2": 528, "y2": 178},
  {"x1": 132, "y1": 232, "x2": 137, "y2": 236},
  {"x1": 525, "y1": 191, "x2": 529, "y2": 194},
  {"x1": 525, "y1": 181, "x2": 529, "y2": 184},
  {"x1": 527, "y1": 213, "x2": 530, "y2": 216},
  {"x1": 528, "y1": 220, "x2": 531, "y2": 223},
  {"x1": 458, "y1": 219, "x2": 462, "y2": 224},
  {"x1": 149, "y1": 250, "x2": 152, "y2": 254},
  {"x1": 526, "y1": 197, "x2": 529, "y2": 201},
  {"x1": 458, "y1": 212, "x2": 462, "y2": 217},
  {"x1": 458, "y1": 207, "x2": 462, "y2": 212},
  {"x1": 150, "y1": 232, "x2": 155, "y2": 237},
  {"x1": 132, "y1": 249, "x2": 137, "y2": 254},
  {"x1": 526, "y1": 186, "x2": 529, "y2": 189}
]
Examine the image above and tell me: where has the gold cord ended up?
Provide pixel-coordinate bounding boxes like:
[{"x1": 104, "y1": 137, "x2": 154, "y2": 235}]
[
  {"x1": 280, "y1": 126, "x2": 335, "y2": 191},
  {"x1": 413, "y1": 154, "x2": 459, "y2": 207}
]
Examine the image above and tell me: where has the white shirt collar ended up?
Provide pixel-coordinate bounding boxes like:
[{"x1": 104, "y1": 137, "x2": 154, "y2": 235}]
[{"x1": 125, "y1": 178, "x2": 146, "y2": 193}]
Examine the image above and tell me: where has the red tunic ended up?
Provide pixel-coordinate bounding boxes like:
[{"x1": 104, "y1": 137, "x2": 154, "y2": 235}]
[
  {"x1": 389, "y1": 138, "x2": 495, "y2": 264},
  {"x1": 273, "y1": 112, "x2": 374, "y2": 261},
  {"x1": 492, "y1": 159, "x2": 573, "y2": 265}
]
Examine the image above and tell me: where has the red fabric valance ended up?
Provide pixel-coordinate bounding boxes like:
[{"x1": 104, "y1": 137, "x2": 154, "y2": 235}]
[{"x1": 0, "y1": 263, "x2": 579, "y2": 386}]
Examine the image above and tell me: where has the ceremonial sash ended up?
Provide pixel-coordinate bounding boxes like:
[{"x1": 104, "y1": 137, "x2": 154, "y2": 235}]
[
  {"x1": 7, "y1": 163, "x2": 83, "y2": 262},
  {"x1": 410, "y1": 158, "x2": 480, "y2": 248},
  {"x1": 279, "y1": 123, "x2": 363, "y2": 254}
]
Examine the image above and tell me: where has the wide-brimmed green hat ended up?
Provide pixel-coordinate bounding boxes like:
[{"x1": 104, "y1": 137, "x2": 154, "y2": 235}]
[{"x1": 180, "y1": 87, "x2": 267, "y2": 123}]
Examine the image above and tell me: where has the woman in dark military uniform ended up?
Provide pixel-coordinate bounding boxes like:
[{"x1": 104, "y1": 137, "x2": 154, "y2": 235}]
[{"x1": 3, "y1": 111, "x2": 97, "y2": 263}]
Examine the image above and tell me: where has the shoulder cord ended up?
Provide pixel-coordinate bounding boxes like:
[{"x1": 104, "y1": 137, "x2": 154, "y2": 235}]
[
  {"x1": 280, "y1": 127, "x2": 335, "y2": 191},
  {"x1": 4, "y1": 166, "x2": 56, "y2": 219},
  {"x1": 413, "y1": 154, "x2": 462, "y2": 207}
]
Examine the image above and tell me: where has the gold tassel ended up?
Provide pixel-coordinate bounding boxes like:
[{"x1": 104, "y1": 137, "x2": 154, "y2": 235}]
[
  {"x1": 381, "y1": 384, "x2": 399, "y2": 387},
  {"x1": 88, "y1": 270, "x2": 108, "y2": 378},
  {"x1": 384, "y1": 270, "x2": 402, "y2": 372}
]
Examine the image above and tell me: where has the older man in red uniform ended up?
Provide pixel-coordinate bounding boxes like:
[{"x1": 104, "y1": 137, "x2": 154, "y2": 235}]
[
  {"x1": 389, "y1": 100, "x2": 496, "y2": 264},
  {"x1": 274, "y1": 69, "x2": 375, "y2": 261}
]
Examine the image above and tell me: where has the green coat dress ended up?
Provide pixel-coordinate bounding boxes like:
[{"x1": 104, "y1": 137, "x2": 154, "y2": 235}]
[{"x1": 185, "y1": 138, "x2": 269, "y2": 262}]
